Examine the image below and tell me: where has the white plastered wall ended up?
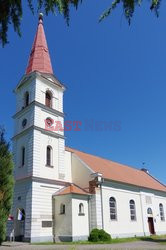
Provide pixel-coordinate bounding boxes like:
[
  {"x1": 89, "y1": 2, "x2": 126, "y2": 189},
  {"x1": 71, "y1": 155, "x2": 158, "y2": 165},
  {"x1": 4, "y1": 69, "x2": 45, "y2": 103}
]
[
  {"x1": 32, "y1": 130, "x2": 68, "y2": 181},
  {"x1": 14, "y1": 105, "x2": 34, "y2": 135},
  {"x1": 31, "y1": 181, "x2": 63, "y2": 242},
  {"x1": 72, "y1": 196, "x2": 89, "y2": 239},
  {"x1": 102, "y1": 184, "x2": 145, "y2": 238},
  {"x1": 101, "y1": 182, "x2": 166, "y2": 238},
  {"x1": 13, "y1": 130, "x2": 33, "y2": 179},
  {"x1": 64, "y1": 150, "x2": 72, "y2": 182},
  {"x1": 139, "y1": 191, "x2": 166, "y2": 235},
  {"x1": 53, "y1": 195, "x2": 72, "y2": 239},
  {"x1": 35, "y1": 77, "x2": 63, "y2": 113},
  {"x1": 15, "y1": 78, "x2": 36, "y2": 113},
  {"x1": 71, "y1": 154, "x2": 94, "y2": 189},
  {"x1": 53, "y1": 194, "x2": 89, "y2": 241}
]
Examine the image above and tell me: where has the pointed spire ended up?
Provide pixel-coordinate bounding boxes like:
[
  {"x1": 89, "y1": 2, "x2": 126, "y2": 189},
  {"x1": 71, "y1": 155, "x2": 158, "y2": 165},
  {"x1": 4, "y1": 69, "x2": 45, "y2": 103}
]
[{"x1": 26, "y1": 13, "x2": 53, "y2": 74}]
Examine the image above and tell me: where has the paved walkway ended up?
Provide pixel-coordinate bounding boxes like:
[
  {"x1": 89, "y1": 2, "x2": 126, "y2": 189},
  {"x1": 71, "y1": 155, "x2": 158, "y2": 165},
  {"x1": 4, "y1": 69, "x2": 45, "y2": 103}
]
[{"x1": 1, "y1": 241, "x2": 166, "y2": 250}]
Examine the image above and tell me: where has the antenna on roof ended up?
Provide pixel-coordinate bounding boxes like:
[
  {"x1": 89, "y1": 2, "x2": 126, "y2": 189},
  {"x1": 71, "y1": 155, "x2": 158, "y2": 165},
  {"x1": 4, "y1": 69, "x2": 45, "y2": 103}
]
[{"x1": 141, "y1": 162, "x2": 149, "y2": 174}]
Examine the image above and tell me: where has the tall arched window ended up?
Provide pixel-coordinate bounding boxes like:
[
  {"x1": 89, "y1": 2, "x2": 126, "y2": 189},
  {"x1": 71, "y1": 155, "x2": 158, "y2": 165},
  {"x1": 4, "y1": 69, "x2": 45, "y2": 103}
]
[
  {"x1": 109, "y1": 197, "x2": 117, "y2": 220},
  {"x1": 46, "y1": 146, "x2": 52, "y2": 166},
  {"x1": 45, "y1": 91, "x2": 52, "y2": 108},
  {"x1": 159, "y1": 203, "x2": 165, "y2": 221},
  {"x1": 79, "y1": 203, "x2": 84, "y2": 214},
  {"x1": 21, "y1": 147, "x2": 25, "y2": 166},
  {"x1": 24, "y1": 91, "x2": 29, "y2": 107},
  {"x1": 130, "y1": 200, "x2": 136, "y2": 221}
]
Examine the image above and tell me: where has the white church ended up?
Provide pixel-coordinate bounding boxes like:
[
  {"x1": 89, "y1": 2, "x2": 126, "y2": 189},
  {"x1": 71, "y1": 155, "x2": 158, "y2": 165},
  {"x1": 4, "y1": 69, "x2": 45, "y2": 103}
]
[{"x1": 7, "y1": 14, "x2": 166, "y2": 242}]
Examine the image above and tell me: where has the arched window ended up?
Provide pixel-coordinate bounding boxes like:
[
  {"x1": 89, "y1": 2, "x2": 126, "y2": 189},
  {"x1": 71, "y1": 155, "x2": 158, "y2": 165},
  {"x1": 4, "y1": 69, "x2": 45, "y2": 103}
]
[
  {"x1": 21, "y1": 147, "x2": 25, "y2": 166},
  {"x1": 130, "y1": 200, "x2": 136, "y2": 221},
  {"x1": 79, "y1": 203, "x2": 84, "y2": 214},
  {"x1": 109, "y1": 197, "x2": 117, "y2": 220},
  {"x1": 159, "y1": 203, "x2": 165, "y2": 221},
  {"x1": 60, "y1": 203, "x2": 65, "y2": 214},
  {"x1": 147, "y1": 207, "x2": 152, "y2": 215},
  {"x1": 45, "y1": 91, "x2": 52, "y2": 108},
  {"x1": 46, "y1": 146, "x2": 52, "y2": 166},
  {"x1": 24, "y1": 92, "x2": 29, "y2": 107}
]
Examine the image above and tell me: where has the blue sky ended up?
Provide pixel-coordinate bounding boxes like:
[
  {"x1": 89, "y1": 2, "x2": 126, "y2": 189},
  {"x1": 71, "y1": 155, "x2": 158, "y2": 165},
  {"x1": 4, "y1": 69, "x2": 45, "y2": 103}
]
[{"x1": 1, "y1": 1, "x2": 166, "y2": 183}]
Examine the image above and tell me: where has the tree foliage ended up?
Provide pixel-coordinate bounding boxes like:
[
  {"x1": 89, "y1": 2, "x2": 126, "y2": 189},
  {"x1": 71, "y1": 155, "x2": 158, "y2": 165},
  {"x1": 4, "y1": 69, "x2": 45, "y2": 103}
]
[
  {"x1": 99, "y1": 0, "x2": 161, "y2": 24},
  {"x1": 0, "y1": 128, "x2": 14, "y2": 245},
  {"x1": 0, "y1": 0, "x2": 162, "y2": 46}
]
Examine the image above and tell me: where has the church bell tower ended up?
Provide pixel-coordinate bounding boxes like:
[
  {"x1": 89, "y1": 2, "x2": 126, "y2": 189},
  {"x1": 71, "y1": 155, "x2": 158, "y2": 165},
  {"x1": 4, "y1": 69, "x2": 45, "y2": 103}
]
[{"x1": 8, "y1": 14, "x2": 69, "y2": 242}]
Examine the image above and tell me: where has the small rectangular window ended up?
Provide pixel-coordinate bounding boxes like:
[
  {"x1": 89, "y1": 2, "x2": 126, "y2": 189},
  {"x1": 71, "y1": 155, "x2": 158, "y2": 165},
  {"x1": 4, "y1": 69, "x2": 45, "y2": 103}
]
[
  {"x1": 46, "y1": 146, "x2": 51, "y2": 166},
  {"x1": 60, "y1": 204, "x2": 65, "y2": 214},
  {"x1": 22, "y1": 147, "x2": 25, "y2": 166}
]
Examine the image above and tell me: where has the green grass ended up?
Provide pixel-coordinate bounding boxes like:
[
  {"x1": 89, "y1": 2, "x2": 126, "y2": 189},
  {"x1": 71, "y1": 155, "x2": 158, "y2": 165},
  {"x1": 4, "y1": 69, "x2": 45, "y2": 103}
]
[
  {"x1": 139, "y1": 234, "x2": 166, "y2": 245},
  {"x1": 32, "y1": 234, "x2": 166, "y2": 245}
]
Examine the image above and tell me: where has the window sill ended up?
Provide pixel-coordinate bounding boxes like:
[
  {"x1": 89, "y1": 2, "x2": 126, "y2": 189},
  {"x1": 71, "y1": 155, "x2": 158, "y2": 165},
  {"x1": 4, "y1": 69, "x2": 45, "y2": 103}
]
[
  {"x1": 59, "y1": 213, "x2": 65, "y2": 215},
  {"x1": 78, "y1": 213, "x2": 85, "y2": 216},
  {"x1": 45, "y1": 165, "x2": 54, "y2": 168}
]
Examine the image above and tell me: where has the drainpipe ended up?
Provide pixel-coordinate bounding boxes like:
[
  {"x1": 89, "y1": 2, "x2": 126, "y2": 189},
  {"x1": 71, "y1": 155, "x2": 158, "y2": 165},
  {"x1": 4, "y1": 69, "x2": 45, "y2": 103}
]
[
  {"x1": 88, "y1": 195, "x2": 92, "y2": 235},
  {"x1": 52, "y1": 195, "x2": 56, "y2": 242},
  {"x1": 140, "y1": 193, "x2": 146, "y2": 236},
  {"x1": 100, "y1": 182, "x2": 104, "y2": 229}
]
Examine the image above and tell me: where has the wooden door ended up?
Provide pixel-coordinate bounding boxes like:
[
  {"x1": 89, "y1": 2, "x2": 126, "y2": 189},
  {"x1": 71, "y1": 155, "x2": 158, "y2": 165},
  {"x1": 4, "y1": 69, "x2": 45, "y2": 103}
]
[{"x1": 148, "y1": 217, "x2": 155, "y2": 235}]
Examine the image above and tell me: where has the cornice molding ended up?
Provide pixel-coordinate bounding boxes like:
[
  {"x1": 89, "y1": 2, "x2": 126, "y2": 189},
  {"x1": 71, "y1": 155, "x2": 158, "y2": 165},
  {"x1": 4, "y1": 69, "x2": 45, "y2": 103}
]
[
  {"x1": 13, "y1": 100, "x2": 65, "y2": 119},
  {"x1": 12, "y1": 125, "x2": 65, "y2": 140},
  {"x1": 15, "y1": 175, "x2": 69, "y2": 187}
]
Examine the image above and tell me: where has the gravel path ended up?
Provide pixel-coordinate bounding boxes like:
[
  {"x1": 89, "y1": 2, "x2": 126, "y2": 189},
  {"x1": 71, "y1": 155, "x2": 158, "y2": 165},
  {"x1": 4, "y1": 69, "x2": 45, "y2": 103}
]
[{"x1": 1, "y1": 241, "x2": 166, "y2": 250}]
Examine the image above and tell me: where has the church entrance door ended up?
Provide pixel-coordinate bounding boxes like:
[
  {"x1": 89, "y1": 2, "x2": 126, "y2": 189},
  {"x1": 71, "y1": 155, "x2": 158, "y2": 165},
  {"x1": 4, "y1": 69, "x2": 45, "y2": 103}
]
[{"x1": 148, "y1": 217, "x2": 155, "y2": 235}]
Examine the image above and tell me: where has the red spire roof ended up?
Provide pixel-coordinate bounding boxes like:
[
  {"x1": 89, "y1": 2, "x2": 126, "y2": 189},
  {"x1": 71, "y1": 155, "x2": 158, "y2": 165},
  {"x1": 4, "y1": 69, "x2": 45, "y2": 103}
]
[{"x1": 26, "y1": 13, "x2": 53, "y2": 74}]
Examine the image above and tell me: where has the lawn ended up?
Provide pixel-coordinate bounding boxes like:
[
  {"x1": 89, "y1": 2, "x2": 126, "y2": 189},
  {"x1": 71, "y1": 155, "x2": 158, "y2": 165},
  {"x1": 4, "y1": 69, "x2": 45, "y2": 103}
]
[
  {"x1": 139, "y1": 234, "x2": 166, "y2": 245},
  {"x1": 32, "y1": 234, "x2": 166, "y2": 245}
]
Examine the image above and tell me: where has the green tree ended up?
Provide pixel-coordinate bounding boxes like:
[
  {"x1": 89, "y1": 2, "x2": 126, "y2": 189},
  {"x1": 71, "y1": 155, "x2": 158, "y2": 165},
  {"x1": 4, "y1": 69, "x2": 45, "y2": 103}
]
[
  {"x1": 0, "y1": 128, "x2": 14, "y2": 245},
  {"x1": 0, "y1": 0, "x2": 161, "y2": 47}
]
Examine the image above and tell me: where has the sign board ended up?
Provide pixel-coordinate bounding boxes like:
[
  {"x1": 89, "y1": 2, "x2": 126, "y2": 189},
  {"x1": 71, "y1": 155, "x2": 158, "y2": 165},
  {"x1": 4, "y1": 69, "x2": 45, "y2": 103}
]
[{"x1": 8, "y1": 215, "x2": 14, "y2": 221}]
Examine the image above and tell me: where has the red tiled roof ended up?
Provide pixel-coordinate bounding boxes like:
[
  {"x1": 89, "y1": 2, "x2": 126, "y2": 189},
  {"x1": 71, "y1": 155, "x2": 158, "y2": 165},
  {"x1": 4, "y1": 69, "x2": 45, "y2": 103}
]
[
  {"x1": 56, "y1": 184, "x2": 89, "y2": 196},
  {"x1": 66, "y1": 147, "x2": 166, "y2": 192},
  {"x1": 26, "y1": 14, "x2": 53, "y2": 74}
]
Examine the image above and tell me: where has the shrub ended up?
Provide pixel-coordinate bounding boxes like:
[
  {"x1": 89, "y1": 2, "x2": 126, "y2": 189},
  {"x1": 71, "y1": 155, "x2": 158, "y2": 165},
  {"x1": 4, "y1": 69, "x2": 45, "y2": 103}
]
[
  {"x1": 89, "y1": 228, "x2": 111, "y2": 242},
  {"x1": 98, "y1": 229, "x2": 111, "y2": 241},
  {"x1": 89, "y1": 228, "x2": 100, "y2": 242}
]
